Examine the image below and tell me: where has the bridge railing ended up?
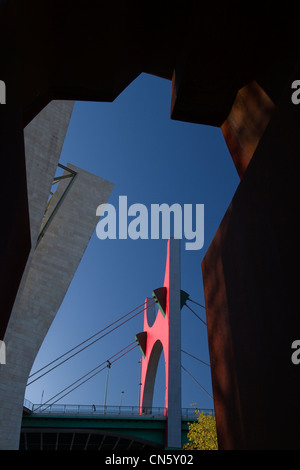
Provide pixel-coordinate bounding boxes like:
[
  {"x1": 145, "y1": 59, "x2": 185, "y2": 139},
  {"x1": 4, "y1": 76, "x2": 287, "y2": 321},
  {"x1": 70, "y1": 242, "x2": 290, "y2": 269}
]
[
  {"x1": 24, "y1": 399, "x2": 214, "y2": 419},
  {"x1": 181, "y1": 407, "x2": 215, "y2": 419},
  {"x1": 30, "y1": 404, "x2": 166, "y2": 417}
]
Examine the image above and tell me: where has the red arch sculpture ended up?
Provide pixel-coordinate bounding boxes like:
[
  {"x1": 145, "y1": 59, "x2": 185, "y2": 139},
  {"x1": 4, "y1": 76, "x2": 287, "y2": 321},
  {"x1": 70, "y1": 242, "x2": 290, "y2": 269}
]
[{"x1": 135, "y1": 238, "x2": 189, "y2": 448}]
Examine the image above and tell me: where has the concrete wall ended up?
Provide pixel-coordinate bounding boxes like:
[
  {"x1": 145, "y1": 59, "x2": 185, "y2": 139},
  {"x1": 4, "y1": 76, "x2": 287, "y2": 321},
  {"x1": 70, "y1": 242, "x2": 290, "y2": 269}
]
[{"x1": 0, "y1": 101, "x2": 114, "y2": 449}]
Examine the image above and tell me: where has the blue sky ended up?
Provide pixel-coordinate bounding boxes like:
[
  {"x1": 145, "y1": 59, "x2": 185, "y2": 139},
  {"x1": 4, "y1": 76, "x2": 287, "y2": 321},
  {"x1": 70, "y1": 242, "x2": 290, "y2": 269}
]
[{"x1": 25, "y1": 73, "x2": 239, "y2": 412}]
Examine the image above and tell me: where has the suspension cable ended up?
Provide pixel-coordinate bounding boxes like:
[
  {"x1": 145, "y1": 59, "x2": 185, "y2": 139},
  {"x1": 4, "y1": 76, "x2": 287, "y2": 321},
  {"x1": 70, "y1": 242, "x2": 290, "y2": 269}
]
[
  {"x1": 187, "y1": 298, "x2": 207, "y2": 310},
  {"x1": 27, "y1": 300, "x2": 155, "y2": 386},
  {"x1": 33, "y1": 342, "x2": 138, "y2": 413},
  {"x1": 181, "y1": 349, "x2": 210, "y2": 367},
  {"x1": 181, "y1": 365, "x2": 213, "y2": 400},
  {"x1": 29, "y1": 300, "x2": 149, "y2": 377},
  {"x1": 184, "y1": 303, "x2": 207, "y2": 326}
]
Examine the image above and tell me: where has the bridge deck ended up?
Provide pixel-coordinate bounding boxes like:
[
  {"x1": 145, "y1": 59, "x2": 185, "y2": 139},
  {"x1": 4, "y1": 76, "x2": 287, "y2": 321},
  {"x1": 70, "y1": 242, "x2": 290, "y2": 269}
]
[{"x1": 21, "y1": 402, "x2": 214, "y2": 450}]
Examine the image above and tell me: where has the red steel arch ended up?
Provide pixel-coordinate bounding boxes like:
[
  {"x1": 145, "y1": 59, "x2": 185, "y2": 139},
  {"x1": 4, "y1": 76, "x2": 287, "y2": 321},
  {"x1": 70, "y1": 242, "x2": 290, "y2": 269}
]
[{"x1": 135, "y1": 239, "x2": 189, "y2": 448}]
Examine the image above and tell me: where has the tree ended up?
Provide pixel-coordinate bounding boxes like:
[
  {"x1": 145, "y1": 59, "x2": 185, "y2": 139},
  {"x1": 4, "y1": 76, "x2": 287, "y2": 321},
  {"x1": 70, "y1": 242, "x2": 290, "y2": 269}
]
[{"x1": 183, "y1": 411, "x2": 218, "y2": 450}]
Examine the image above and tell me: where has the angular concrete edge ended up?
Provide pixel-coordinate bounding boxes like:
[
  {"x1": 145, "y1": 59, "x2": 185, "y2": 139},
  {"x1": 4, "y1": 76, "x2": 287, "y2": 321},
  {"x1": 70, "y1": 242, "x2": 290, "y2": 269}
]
[
  {"x1": 0, "y1": 163, "x2": 113, "y2": 449},
  {"x1": 0, "y1": 100, "x2": 114, "y2": 450}
]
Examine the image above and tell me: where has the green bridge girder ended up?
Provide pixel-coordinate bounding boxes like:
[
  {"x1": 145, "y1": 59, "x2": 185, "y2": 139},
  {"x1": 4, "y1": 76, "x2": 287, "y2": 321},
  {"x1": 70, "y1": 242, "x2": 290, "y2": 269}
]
[{"x1": 20, "y1": 414, "x2": 193, "y2": 451}]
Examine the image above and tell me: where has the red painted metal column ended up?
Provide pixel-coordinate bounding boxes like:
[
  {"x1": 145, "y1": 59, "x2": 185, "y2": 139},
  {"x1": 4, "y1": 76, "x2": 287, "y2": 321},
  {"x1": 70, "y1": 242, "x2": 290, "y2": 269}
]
[{"x1": 136, "y1": 238, "x2": 184, "y2": 449}]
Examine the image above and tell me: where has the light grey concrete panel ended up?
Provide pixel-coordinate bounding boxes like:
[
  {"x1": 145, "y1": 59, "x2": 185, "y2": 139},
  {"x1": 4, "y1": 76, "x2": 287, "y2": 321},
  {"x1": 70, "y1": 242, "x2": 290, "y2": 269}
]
[{"x1": 0, "y1": 101, "x2": 114, "y2": 450}]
